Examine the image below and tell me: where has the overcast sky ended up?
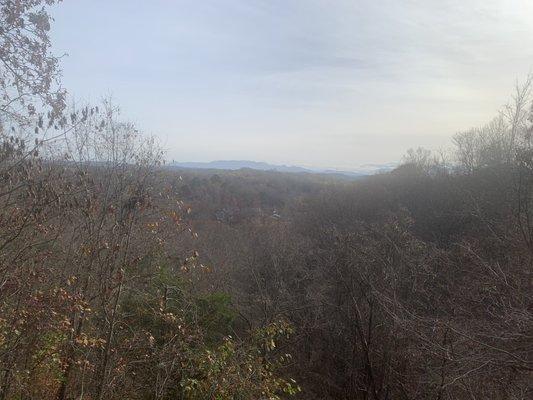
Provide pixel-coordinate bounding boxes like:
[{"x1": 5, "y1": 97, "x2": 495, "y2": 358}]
[{"x1": 50, "y1": 0, "x2": 533, "y2": 170}]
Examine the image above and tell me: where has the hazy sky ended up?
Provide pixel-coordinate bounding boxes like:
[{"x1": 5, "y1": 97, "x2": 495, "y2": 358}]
[{"x1": 50, "y1": 0, "x2": 533, "y2": 169}]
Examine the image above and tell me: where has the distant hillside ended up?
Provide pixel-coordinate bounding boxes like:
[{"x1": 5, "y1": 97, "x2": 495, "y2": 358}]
[
  {"x1": 168, "y1": 160, "x2": 394, "y2": 177},
  {"x1": 170, "y1": 160, "x2": 311, "y2": 173}
]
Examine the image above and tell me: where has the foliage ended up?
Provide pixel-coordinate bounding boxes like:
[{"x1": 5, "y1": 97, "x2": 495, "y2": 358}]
[
  {"x1": 1, "y1": 1, "x2": 532, "y2": 400},
  {"x1": 0, "y1": 2, "x2": 297, "y2": 399}
]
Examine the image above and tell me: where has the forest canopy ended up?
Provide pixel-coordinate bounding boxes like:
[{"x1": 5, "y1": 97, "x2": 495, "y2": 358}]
[{"x1": 0, "y1": 1, "x2": 532, "y2": 400}]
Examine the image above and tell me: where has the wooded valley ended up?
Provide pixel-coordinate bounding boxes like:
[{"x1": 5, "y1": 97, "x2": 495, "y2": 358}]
[{"x1": 0, "y1": 1, "x2": 531, "y2": 399}]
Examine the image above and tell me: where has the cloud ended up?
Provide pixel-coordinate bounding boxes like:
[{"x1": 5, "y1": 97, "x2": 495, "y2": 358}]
[{"x1": 50, "y1": 0, "x2": 533, "y2": 168}]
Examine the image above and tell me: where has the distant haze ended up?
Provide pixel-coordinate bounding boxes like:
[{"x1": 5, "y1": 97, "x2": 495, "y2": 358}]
[
  {"x1": 50, "y1": 0, "x2": 533, "y2": 169},
  {"x1": 168, "y1": 159, "x2": 394, "y2": 177}
]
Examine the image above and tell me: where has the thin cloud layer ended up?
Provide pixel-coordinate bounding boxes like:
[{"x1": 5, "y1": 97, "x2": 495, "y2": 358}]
[{"x1": 51, "y1": 0, "x2": 533, "y2": 169}]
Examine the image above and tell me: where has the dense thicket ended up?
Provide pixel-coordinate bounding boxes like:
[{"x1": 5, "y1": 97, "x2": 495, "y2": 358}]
[{"x1": 167, "y1": 158, "x2": 532, "y2": 399}]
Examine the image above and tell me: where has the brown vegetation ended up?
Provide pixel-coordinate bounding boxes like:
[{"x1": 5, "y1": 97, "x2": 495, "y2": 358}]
[{"x1": 0, "y1": 1, "x2": 531, "y2": 399}]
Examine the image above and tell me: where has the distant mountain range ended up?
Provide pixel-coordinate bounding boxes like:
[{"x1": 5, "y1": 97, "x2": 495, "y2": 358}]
[{"x1": 168, "y1": 160, "x2": 396, "y2": 178}]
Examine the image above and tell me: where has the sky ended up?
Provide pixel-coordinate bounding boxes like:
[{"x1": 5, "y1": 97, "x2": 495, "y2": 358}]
[{"x1": 50, "y1": 0, "x2": 533, "y2": 170}]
